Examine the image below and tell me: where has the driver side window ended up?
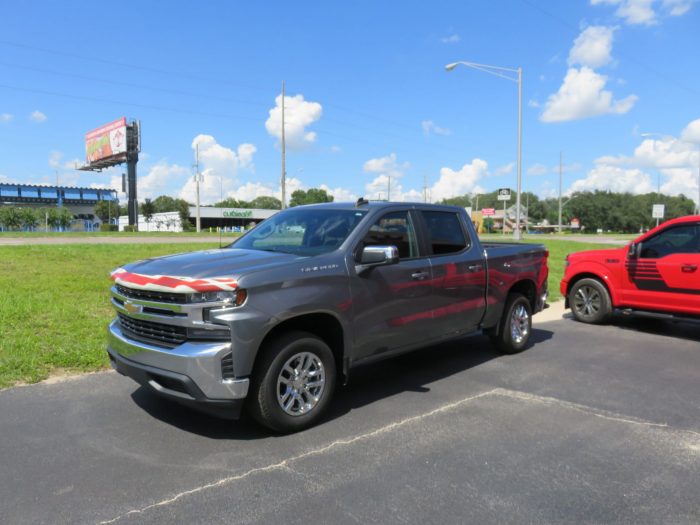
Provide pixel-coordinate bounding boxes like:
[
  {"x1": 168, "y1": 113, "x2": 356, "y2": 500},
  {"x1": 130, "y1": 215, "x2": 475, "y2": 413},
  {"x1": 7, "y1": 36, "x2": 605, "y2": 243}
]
[
  {"x1": 361, "y1": 211, "x2": 419, "y2": 259},
  {"x1": 640, "y1": 224, "x2": 700, "y2": 259}
]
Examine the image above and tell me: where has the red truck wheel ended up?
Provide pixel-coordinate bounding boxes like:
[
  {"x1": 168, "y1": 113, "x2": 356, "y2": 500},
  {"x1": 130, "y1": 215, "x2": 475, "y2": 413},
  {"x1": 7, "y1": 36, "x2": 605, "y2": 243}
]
[{"x1": 568, "y1": 278, "x2": 612, "y2": 324}]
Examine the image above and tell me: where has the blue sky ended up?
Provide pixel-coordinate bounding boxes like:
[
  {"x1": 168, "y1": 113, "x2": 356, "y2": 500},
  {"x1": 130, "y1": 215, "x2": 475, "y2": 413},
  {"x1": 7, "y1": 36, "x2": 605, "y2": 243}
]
[{"x1": 1, "y1": 0, "x2": 699, "y2": 206}]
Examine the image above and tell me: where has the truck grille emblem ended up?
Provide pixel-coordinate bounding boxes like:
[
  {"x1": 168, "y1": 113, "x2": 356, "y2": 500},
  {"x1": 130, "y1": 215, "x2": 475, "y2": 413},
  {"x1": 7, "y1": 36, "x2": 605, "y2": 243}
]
[{"x1": 124, "y1": 301, "x2": 143, "y2": 314}]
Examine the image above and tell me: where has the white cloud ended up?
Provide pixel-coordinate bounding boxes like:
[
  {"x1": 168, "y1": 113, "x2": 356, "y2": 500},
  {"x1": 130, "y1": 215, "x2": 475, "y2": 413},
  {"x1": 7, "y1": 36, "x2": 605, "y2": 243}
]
[
  {"x1": 29, "y1": 110, "x2": 47, "y2": 123},
  {"x1": 591, "y1": 0, "x2": 695, "y2": 25},
  {"x1": 569, "y1": 119, "x2": 700, "y2": 206},
  {"x1": 440, "y1": 34, "x2": 461, "y2": 44},
  {"x1": 569, "y1": 164, "x2": 654, "y2": 194},
  {"x1": 421, "y1": 120, "x2": 452, "y2": 136},
  {"x1": 178, "y1": 135, "x2": 256, "y2": 203},
  {"x1": 568, "y1": 26, "x2": 616, "y2": 68},
  {"x1": 363, "y1": 153, "x2": 409, "y2": 180},
  {"x1": 528, "y1": 163, "x2": 549, "y2": 176},
  {"x1": 330, "y1": 145, "x2": 342, "y2": 154},
  {"x1": 319, "y1": 184, "x2": 356, "y2": 202},
  {"x1": 528, "y1": 99, "x2": 541, "y2": 108},
  {"x1": 48, "y1": 151, "x2": 63, "y2": 169},
  {"x1": 265, "y1": 93, "x2": 323, "y2": 150},
  {"x1": 0, "y1": 113, "x2": 13, "y2": 123},
  {"x1": 429, "y1": 159, "x2": 489, "y2": 202},
  {"x1": 540, "y1": 67, "x2": 638, "y2": 122},
  {"x1": 493, "y1": 163, "x2": 515, "y2": 176},
  {"x1": 230, "y1": 181, "x2": 277, "y2": 202},
  {"x1": 680, "y1": 118, "x2": 700, "y2": 143}
]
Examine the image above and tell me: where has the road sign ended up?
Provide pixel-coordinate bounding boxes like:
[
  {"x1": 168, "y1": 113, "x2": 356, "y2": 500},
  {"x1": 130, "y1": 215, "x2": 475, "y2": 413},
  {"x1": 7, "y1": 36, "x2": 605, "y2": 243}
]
[
  {"x1": 482, "y1": 208, "x2": 496, "y2": 216},
  {"x1": 497, "y1": 188, "x2": 512, "y2": 201},
  {"x1": 652, "y1": 204, "x2": 665, "y2": 219}
]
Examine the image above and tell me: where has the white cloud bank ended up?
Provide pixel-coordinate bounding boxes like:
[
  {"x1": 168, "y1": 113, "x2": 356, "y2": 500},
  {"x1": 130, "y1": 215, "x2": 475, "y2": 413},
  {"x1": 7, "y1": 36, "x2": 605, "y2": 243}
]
[
  {"x1": 0, "y1": 113, "x2": 13, "y2": 123},
  {"x1": 421, "y1": 120, "x2": 452, "y2": 136},
  {"x1": 265, "y1": 93, "x2": 323, "y2": 150}
]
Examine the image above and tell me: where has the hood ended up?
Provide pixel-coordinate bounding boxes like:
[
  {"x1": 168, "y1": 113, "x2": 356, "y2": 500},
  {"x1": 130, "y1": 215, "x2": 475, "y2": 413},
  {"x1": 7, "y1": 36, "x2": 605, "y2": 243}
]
[
  {"x1": 567, "y1": 247, "x2": 626, "y2": 262},
  {"x1": 112, "y1": 248, "x2": 304, "y2": 293}
]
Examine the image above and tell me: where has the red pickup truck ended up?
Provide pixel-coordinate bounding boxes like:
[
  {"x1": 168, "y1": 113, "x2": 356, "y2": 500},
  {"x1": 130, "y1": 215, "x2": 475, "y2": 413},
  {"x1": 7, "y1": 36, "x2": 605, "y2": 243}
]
[{"x1": 561, "y1": 215, "x2": 700, "y2": 324}]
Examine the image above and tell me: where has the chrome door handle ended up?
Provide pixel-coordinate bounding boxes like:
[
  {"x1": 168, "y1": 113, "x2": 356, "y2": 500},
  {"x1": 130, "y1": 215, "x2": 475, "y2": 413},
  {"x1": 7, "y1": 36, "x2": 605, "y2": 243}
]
[
  {"x1": 411, "y1": 271, "x2": 429, "y2": 281},
  {"x1": 468, "y1": 265, "x2": 483, "y2": 272}
]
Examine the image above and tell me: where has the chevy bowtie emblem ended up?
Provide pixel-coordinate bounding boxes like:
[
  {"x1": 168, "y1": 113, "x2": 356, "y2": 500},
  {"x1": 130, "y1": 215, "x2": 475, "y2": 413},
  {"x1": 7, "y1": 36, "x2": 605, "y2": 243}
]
[{"x1": 124, "y1": 301, "x2": 143, "y2": 314}]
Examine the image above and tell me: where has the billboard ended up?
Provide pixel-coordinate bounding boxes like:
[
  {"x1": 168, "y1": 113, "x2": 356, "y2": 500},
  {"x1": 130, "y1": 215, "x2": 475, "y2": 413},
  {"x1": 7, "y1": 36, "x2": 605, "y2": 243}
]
[{"x1": 85, "y1": 117, "x2": 127, "y2": 164}]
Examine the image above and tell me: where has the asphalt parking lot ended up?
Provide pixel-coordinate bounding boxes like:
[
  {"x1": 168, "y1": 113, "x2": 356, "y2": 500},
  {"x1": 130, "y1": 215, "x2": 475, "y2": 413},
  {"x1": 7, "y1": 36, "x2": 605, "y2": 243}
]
[{"x1": 1, "y1": 314, "x2": 699, "y2": 524}]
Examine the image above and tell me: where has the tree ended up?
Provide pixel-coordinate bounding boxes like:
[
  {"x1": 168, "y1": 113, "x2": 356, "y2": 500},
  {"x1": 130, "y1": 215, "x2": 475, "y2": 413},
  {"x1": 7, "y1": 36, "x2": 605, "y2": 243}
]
[
  {"x1": 46, "y1": 207, "x2": 73, "y2": 230},
  {"x1": 215, "y1": 197, "x2": 249, "y2": 208},
  {"x1": 0, "y1": 207, "x2": 22, "y2": 230},
  {"x1": 289, "y1": 188, "x2": 333, "y2": 207},
  {"x1": 19, "y1": 208, "x2": 40, "y2": 230},
  {"x1": 93, "y1": 200, "x2": 118, "y2": 223},
  {"x1": 439, "y1": 195, "x2": 472, "y2": 208},
  {"x1": 250, "y1": 195, "x2": 282, "y2": 209},
  {"x1": 151, "y1": 195, "x2": 180, "y2": 213},
  {"x1": 141, "y1": 198, "x2": 156, "y2": 231},
  {"x1": 175, "y1": 199, "x2": 192, "y2": 231}
]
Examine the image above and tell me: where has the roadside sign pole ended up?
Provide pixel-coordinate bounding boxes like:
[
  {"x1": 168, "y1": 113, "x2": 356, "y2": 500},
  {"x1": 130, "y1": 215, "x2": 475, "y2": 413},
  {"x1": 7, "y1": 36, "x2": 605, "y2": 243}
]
[{"x1": 503, "y1": 200, "x2": 506, "y2": 236}]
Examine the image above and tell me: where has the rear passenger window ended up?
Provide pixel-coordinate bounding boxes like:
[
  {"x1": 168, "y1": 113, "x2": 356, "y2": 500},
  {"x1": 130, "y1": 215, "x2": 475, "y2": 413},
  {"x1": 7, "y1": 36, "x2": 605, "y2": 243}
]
[
  {"x1": 361, "y1": 211, "x2": 418, "y2": 259},
  {"x1": 421, "y1": 211, "x2": 469, "y2": 255}
]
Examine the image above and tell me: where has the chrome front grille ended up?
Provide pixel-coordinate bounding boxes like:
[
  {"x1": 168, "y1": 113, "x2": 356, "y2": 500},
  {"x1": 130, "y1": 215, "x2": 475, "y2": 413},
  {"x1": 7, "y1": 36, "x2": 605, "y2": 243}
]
[
  {"x1": 116, "y1": 284, "x2": 185, "y2": 304},
  {"x1": 117, "y1": 313, "x2": 187, "y2": 348}
]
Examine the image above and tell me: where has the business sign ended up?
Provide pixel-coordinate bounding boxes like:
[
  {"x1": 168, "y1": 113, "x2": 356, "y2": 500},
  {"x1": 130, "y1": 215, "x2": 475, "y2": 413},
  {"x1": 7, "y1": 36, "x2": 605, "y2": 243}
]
[
  {"x1": 497, "y1": 188, "x2": 512, "y2": 201},
  {"x1": 571, "y1": 218, "x2": 580, "y2": 229},
  {"x1": 223, "y1": 210, "x2": 253, "y2": 218},
  {"x1": 482, "y1": 208, "x2": 496, "y2": 216},
  {"x1": 652, "y1": 204, "x2": 665, "y2": 219},
  {"x1": 85, "y1": 117, "x2": 127, "y2": 164}
]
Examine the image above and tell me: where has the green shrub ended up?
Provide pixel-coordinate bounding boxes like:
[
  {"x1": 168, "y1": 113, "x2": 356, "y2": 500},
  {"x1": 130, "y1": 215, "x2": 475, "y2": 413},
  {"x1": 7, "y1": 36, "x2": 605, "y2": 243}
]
[{"x1": 100, "y1": 223, "x2": 118, "y2": 232}]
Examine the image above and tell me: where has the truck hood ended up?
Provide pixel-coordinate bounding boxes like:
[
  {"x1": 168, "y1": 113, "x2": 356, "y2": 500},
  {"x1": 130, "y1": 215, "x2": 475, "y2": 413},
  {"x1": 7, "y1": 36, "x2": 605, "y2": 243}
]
[
  {"x1": 567, "y1": 247, "x2": 626, "y2": 262},
  {"x1": 113, "y1": 248, "x2": 304, "y2": 292}
]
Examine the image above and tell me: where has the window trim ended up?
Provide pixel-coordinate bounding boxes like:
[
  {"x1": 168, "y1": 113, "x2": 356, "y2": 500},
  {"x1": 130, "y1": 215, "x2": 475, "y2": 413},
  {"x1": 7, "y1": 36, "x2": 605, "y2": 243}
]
[
  {"x1": 416, "y1": 209, "x2": 473, "y2": 258},
  {"x1": 640, "y1": 223, "x2": 700, "y2": 259},
  {"x1": 353, "y1": 209, "x2": 427, "y2": 262}
]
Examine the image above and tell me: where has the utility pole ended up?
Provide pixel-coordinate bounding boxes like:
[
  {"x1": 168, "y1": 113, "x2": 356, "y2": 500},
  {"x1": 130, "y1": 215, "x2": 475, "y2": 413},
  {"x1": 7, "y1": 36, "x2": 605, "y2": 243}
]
[
  {"x1": 281, "y1": 80, "x2": 286, "y2": 210},
  {"x1": 423, "y1": 176, "x2": 428, "y2": 203},
  {"x1": 558, "y1": 151, "x2": 563, "y2": 234},
  {"x1": 697, "y1": 145, "x2": 700, "y2": 215},
  {"x1": 387, "y1": 176, "x2": 391, "y2": 201},
  {"x1": 656, "y1": 172, "x2": 661, "y2": 227},
  {"x1": 194, "y1": 143, "x2": 201, "y2": 233}
]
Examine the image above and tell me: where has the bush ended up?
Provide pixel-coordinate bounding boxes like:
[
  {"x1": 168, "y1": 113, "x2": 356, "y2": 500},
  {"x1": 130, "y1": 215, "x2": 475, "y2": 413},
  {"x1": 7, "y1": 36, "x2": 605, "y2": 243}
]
[
  {"x1": 100, "y1": 223, "x2": 118, "y2": 232},
  {"x1": 122, "y1": 225, "x2": 138, "y2": 232}
]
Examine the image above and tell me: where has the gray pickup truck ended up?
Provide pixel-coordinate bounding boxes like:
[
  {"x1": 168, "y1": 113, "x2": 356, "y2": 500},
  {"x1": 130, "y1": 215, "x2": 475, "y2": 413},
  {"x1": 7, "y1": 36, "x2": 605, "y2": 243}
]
[{"x1": 108, "y1": 201, "x2": 548, "y2": 432}]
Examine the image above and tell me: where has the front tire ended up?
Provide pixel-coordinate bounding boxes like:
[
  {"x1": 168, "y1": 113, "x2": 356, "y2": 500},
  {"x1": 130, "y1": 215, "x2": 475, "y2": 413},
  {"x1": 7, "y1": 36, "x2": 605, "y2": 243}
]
[
  {"x1": 489, "y1": 293, "x2": 532, "y2": 354},
  {"x1": 568, "y1": 278, "x2": 612, "y2": 324},
  {"x1": 248, "y1": 331, "x2": 336, "y2": 433}
]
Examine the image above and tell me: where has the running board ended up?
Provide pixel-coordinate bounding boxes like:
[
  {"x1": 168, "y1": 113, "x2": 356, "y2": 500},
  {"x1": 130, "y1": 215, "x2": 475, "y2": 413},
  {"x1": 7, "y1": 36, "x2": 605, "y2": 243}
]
[{"x1": 619, "y1": 308, "x2": 700, "y2": 325}]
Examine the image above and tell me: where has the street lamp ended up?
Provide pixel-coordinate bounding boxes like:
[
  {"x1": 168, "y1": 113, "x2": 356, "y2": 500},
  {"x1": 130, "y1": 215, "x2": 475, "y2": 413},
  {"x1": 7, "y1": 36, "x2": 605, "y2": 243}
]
[{"x1": 445, "y1": 60, "x2": 523, "y2": 240}]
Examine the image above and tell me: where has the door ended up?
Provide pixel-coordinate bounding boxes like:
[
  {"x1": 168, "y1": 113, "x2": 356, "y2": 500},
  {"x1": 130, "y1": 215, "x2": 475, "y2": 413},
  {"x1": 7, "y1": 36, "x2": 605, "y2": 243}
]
[
  {"x1": 622, "y1": 222, "x2": 700, "y2": 313},
  {"x1": 350, "y1": 209, "x2": 434, "y2": 360},
  {"x1": 419, "y1": 210, "x2": 487, "y2": 335}
]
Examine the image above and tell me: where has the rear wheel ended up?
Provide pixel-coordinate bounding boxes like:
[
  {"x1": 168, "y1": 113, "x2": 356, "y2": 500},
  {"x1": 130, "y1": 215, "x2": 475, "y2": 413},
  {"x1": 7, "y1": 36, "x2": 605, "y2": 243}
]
[
  {"x1": 248, "y1": 331, "x2": 336, "y2": 433},
  {"x1": 569, "y1": 278, "x2": 612, "y2": 324},
  {"x1": 488, "y1": 293, "x2": 532, "y2": 354}
]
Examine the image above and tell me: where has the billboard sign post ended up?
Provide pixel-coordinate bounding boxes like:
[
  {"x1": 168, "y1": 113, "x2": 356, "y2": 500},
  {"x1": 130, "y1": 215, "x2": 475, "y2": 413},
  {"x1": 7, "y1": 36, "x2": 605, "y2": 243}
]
[
  {"x1": 497, "y1": 188, "x2": 512, "y2": 236},
  {"x1": 652, "y1": 204, "x2": 665, "y2": 227}
]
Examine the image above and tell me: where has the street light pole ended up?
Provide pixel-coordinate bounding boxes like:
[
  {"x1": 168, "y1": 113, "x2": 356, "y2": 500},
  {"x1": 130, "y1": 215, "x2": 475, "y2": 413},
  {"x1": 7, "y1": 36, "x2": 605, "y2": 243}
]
[
  {"x1": 281, "y1": 80, "x2": 286, "y2": 210},
  {"x1": 445, "y1": 60, "x2": 523, "y2": 240}
]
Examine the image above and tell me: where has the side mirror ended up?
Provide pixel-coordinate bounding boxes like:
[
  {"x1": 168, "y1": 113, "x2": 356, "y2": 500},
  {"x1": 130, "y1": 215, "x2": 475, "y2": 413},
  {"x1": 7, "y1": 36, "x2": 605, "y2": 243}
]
[
  {"x1": 356, "y1": 245, "x2": 399, "y2": 274},
  {"x1": 628, "y1": 242, "x2": 640, "y2": 258}
]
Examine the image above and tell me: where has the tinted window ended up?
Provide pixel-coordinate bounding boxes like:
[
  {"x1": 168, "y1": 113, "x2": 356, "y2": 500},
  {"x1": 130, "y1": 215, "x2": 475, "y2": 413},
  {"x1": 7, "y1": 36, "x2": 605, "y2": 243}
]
[
  {"x1": 234, "y1": 208, "x2": 367, "y2": 256},
  {"x1": 640, "y1": 224, "x2": 699, "y2": 258},
  {"x1": 421, "y1": 211, "x2": 469, "y2": 255},
  {"x1": 361, "y1": 211, "x2": 418, "y2": 259}
]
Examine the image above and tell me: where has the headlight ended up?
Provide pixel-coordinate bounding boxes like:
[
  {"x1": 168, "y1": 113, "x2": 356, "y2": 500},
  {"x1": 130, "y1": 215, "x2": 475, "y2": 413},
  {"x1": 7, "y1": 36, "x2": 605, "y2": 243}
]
[{"x1": 187, "y1": 290, "x2": 239, "y2": 304}]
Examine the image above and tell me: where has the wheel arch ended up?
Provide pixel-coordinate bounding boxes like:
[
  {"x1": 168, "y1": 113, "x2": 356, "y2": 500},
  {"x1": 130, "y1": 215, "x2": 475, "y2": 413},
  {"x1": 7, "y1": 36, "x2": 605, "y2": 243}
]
[
  {"x1": 253, "y1": 312, "x2": 347, "y2": 383},
  {"x1": 508, "y1": 279, "x2": 538, "y2": 312}
]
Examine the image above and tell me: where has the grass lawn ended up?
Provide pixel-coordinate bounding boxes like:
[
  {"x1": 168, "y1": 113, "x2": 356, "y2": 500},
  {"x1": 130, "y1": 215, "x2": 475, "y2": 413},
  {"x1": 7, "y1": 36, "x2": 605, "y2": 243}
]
[{"x1": 0, "y1": 238, "x2": 614, "y2": 389}]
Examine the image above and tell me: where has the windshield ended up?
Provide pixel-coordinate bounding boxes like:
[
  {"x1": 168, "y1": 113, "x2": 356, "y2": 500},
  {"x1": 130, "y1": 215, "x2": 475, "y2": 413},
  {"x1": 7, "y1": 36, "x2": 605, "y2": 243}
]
[{"x1": 233, "y1": 208, "x2": 367, "y2": 256}]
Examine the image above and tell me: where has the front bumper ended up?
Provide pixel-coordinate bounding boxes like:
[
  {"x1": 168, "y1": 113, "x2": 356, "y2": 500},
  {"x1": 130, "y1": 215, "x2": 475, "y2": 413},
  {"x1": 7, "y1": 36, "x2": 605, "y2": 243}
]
[{"x1": 107, "y1": 320, "x2": 249, "y2": 419}]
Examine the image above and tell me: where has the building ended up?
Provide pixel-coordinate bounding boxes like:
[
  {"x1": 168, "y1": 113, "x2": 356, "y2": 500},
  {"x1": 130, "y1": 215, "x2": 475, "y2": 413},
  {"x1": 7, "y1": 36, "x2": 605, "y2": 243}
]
[
  {"x1": 118, "y1": 206, "x2": 278, "y2": 232},
  {"x1": 0, "y1": 182, "x2": 118, "y2": 229}
]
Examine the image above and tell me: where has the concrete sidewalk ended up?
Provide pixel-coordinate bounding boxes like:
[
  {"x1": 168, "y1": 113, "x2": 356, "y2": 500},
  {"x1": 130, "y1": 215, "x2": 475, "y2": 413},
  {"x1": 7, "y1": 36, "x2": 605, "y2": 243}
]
[{"x1": 535, "y1": 300, "x2": 571, "y2": 324}]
